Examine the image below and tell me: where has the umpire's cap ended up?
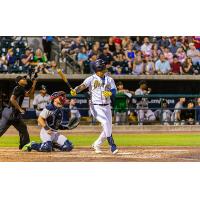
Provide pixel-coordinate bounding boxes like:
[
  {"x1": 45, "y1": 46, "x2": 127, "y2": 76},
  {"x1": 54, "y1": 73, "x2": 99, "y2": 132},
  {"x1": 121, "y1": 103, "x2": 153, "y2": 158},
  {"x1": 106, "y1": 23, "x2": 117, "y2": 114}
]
[
  {"x1": 94, "y1": 59, "x2": 106, "y2": 72},
  {"x1": 15, "y1": 75, "x2": 27, "y2": 84}
]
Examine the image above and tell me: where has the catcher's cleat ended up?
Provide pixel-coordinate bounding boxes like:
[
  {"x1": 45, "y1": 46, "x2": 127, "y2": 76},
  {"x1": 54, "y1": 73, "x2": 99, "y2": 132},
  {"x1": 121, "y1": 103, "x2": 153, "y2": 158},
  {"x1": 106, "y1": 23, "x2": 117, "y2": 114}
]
[
  {"x1": 22, "y1": 142, "x2": 34, "y2": 152},
  {"x1": 92, "y1": 144, "x2": 102, "y2": 154}
]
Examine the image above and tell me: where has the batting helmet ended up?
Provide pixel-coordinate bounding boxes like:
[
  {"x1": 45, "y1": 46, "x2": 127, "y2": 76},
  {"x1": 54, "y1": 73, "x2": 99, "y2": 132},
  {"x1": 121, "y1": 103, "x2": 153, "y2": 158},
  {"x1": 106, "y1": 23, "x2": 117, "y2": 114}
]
[
  {"x1": 94, "y1": 59, "x2": 106, "y2": 72},
  {"x1": 50, "y1": 91, "x2": 67, "y2": 105}
]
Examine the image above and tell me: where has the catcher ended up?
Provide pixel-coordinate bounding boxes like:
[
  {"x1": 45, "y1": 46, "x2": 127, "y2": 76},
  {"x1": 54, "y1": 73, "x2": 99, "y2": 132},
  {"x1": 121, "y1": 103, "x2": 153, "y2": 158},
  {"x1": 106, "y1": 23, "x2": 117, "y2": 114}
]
[{"x1": 22, "y1": 91, "x2": 80, "y2": 152}]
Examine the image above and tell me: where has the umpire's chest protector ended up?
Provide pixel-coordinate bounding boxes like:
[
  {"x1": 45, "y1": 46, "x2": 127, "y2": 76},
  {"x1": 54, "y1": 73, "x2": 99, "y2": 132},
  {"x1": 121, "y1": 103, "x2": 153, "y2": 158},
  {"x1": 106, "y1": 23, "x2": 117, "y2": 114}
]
[{"x1": 46, "y1": 104, "x2": 69, "y2": 130}]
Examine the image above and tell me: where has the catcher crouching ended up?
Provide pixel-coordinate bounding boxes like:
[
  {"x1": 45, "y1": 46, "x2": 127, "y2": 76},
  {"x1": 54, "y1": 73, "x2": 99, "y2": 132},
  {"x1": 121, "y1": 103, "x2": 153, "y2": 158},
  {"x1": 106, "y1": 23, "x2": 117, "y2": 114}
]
[{"x1": 22, "y1": 91, "x2": 80, "y2": 152}]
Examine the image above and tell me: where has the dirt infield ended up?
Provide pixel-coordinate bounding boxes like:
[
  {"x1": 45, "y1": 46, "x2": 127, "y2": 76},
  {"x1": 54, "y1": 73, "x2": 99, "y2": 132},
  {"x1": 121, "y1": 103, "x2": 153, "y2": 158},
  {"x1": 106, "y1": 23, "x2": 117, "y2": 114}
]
[{"x1": 0, "y1": 146, "x2": 200, "y2": 162}]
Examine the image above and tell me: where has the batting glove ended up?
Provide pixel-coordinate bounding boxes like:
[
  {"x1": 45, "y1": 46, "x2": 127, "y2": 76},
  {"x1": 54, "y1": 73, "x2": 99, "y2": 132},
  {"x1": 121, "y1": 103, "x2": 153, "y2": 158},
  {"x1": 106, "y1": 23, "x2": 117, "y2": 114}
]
[
  {"x1": 70, "y1": 89, "x2": 77, "y2": 96},
  {"x1": 102, "y1": 91, "x2": 112, "y2": 97}
]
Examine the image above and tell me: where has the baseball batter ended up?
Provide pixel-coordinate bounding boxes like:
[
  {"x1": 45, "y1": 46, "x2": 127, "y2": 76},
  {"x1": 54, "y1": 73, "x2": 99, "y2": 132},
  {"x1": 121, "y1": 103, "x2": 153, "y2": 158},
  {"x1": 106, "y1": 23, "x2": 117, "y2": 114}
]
[
  {"x1": 23, "y1": 91, "x2": 79, "y2": 152},
  {"x1": 70, "y1": 59, "x2": 118, "y2": 154}
]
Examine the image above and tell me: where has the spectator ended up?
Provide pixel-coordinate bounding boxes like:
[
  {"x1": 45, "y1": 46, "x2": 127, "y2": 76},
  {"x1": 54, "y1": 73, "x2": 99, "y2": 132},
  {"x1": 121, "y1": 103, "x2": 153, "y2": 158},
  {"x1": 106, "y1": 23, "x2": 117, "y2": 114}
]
[
  {"x1": 77, "y1": 46, "x2": 88, "y2": 74},
  {"x1": 151, "y1": 43, "x2": 161, "y2": 59},
  {"x1": 187, "y1": 43, "x2": 200, "y2": 66},
  {"x1": 69, "y1": 99, "x2": 81, "y2": 119},
  {"x1": 157, "y1": 36, "x2": 170, "y2": 48},
  {"x1": 169, "y1": 38, "x2": 179, "y2": 54},
  {"x1": 170, "y1": 55, "x2": 181, "y2": 74},
  {"x1": 144, "y1": 55, "x2": 155, "y2": 75},
  {"x1": 171, "y1": 97, "x2": 186, "y2": 125},
  {"x1": 135, "y1": 81, "x2": 156, "y2": 125},
  {"x1": 176, "y1": 47, "x2": 186, "y2": 64},
  {"x1": 195, "y1": 98, "x2": 200, "y2": 124},
  {"x1": 141, "y1": 37, "x2": 152, "y2": 56},
  {"x1": 0, "y1": 56, "x2": 8, "y2": 73},
  {"x1": 155, "y1": 54, "x2": 171, "y2": 74},
  {"x1": 122, "y1": 36, "x2": 131, "y2": 49},
  {"x1": 192, "y1": 36, "x2": 200, "y2": 50},
  {"x1": 113, "y1": 36, "x2": 122, "y2": 45},
  {"x1": 33, "y1": 48, "x2": 48, "y2": 63},
  {"x1": 20, "y1": 47, "x2": 34, "y2": 73},
  {"x1": 181, "y1": 57, "x2": 194, "y2": 75},
  {"x1": 6, "y1": 48, "x2": 17, "y2": 73},
  {"x1": 108, "y1": 36, "x2": 116, "y2": 53},
  {"x1": 125, "y1": 43, "x2": 135, "y2": 69},
  {"x1": 163, "y1": 47, "x2": 173, "y2": 63},
  {"x1": 42, "y1": 36, "x2": 53, "y2": 60},
  {"x1": 113, "y1": 51, "x2": 129, "y2": 74},
  {"x1": 181, "y1": 100, "x2": 195, "y2": 125},
  {"x1": 89, "y1": 53, "x2": 97, "y2": 73},
  {"x1": 69, "y1": 37, "x2": 83, "y2": 58},
  {"x1": 46, "y1": 60, "x2": 58, "y2": 75},
  {"x1": 154, "y1": 99, "x2": 172, "y2": 125},
  {"x1": 33, "y1": 85, "x2": 51, "y2": 117},
  {"x1": 88, "y1": 43, "x2": 101, "y2": 58},
  {"x1": 132, "y1": 56, "x2": 144, "y2": 75},
  {"x1": 132, "y1": 36, "x2": 142, "y2": 51},
  {"x1": 99, "y1": 47, "x2": 113, "y2": 65}
]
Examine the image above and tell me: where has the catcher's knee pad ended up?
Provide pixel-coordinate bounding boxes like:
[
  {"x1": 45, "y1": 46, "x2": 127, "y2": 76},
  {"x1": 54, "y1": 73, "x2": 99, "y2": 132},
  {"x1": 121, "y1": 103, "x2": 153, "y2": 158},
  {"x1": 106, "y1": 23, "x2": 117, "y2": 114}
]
[
  {"x1": 40, "y1": 141, "x2": 53, "y2": 152},
  {"x1": 61, "y1": 140, "x2": 73, "y2": 152}
]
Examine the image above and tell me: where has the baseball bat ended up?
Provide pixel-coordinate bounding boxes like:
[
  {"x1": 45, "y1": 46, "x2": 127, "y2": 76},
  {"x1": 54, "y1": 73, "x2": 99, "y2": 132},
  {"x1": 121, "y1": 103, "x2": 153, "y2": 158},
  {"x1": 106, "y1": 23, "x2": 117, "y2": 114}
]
[{"x1": 57, "y1": 69, "x2": 73, "y2": 90}]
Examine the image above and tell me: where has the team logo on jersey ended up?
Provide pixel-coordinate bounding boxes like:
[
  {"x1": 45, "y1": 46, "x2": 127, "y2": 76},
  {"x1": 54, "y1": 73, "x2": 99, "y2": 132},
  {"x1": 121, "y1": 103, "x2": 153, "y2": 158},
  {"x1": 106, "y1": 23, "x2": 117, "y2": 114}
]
[{"x1": 93, "y1": 80, "x2": 101, "y2": 89}]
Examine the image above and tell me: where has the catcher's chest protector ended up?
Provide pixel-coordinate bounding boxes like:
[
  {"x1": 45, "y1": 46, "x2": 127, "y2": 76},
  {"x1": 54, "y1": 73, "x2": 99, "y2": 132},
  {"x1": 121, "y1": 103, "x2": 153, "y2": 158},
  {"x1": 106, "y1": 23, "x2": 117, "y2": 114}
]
[{"x1": 46, "y1": 104, "x2": 69, "y2": 130}]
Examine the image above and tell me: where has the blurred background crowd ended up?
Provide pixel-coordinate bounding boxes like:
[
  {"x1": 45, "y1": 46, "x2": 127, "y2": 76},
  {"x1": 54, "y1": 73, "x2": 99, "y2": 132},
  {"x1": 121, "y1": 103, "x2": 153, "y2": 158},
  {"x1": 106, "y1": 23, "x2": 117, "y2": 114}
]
[{"x1": 1, "y1": 36, "x2": 200, "y2": 75}]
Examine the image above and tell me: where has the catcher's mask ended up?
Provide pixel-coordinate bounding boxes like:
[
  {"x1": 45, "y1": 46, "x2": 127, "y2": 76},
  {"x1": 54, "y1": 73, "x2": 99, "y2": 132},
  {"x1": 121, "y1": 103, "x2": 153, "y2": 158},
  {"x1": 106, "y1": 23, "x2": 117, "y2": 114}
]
[{"x1": 50, "y1": 91, "x2": 67, "y2": 106}]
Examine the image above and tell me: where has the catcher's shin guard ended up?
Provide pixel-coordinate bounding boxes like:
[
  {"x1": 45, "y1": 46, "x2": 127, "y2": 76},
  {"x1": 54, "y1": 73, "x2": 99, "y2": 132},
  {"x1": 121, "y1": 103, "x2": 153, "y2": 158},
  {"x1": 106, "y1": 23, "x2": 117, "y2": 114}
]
[
  {"x1": 61, "y1": 140, "x2": 73, "y2": 152},
  {"x1": 40, "y1": 141, "x2": 53, "y2": 152}
]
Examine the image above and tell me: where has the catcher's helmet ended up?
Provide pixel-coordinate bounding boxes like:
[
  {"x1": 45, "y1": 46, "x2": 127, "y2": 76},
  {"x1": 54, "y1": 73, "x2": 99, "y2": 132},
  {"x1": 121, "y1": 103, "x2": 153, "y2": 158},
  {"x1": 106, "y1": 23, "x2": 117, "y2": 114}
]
[
  {"x1": 94, "y1": 59, "x2": 106, "y2": 72},
  {"x1": 50, "y1": 91, "x2": 67, "y2": 105}
]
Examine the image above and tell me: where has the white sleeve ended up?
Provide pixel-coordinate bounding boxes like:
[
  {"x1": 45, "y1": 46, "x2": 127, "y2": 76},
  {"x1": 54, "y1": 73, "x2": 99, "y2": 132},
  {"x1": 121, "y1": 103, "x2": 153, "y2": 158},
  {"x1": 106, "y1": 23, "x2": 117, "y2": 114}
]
[
  {"x1": 82, "y1": 76, "x2": 93, "y2": 88},
  {"x1": 33, "y1": 95, "x2": 38, "y2": 106},
  {"x1": 135, "y1": 89, "x2": 141, "y2": 95},
  {"x1": 39, "y1": 108, "x2": 51, "y2": 119},
  {"x1": 110, "y1": 78, "x2": 117, "y2": 90}
]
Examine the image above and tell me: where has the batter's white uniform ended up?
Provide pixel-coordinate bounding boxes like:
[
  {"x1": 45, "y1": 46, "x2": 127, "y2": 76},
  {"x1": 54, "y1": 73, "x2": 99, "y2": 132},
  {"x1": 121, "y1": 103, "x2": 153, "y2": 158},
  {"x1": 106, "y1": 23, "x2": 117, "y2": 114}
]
[
  {"x1": 82, "y1": 74, "x2": 116, "y2": 146},
  {"x1": 33, "y1": 94, "x2": 51, "y2": 116}
]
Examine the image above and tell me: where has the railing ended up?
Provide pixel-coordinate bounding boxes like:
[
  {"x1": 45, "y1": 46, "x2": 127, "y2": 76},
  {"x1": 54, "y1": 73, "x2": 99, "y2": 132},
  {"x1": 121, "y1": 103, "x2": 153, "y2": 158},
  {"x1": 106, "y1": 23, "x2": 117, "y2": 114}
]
[{"x1": 66, "y1": 93, "x2": 200, "y2": 125}]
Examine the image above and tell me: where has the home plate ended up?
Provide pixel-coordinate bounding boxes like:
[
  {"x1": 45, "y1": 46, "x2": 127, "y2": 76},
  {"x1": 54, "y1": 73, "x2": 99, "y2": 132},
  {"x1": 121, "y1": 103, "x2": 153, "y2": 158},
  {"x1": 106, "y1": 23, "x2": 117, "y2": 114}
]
[{"x1": 118, "y1": 152, "x2": 134, "y2": 155}]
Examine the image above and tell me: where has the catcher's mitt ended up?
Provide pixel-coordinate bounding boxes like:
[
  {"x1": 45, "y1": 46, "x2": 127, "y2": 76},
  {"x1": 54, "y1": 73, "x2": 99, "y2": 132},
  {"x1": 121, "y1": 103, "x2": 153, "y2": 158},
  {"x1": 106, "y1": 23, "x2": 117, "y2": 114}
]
[
  {"x1": 59, "y1": 117, "x2": 80, "y2": 130},
  {"x1": 67, "y1": 117, "x2": 80, "y2": 130}
]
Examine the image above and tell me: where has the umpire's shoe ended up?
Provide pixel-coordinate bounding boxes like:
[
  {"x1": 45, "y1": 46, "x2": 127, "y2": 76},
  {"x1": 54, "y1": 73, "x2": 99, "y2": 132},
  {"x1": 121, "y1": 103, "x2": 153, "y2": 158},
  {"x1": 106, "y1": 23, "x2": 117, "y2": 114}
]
[{"x1": 22, "y1": 142, "x2": 34, "y2": 152}]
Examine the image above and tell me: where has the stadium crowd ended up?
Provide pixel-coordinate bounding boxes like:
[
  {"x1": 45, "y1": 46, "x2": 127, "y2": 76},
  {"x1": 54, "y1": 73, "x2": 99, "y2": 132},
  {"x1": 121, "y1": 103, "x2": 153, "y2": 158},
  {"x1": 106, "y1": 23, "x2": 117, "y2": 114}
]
[{"x1": 1, "y1": 36, "x2": 200, "y2": 75}]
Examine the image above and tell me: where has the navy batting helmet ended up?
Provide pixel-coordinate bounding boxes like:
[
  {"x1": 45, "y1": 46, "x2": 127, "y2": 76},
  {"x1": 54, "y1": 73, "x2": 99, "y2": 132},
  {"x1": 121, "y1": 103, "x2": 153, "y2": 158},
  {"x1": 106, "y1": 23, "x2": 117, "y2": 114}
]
[{"x1": 94, "y1": 59, "x2": 106, "y2": 72}]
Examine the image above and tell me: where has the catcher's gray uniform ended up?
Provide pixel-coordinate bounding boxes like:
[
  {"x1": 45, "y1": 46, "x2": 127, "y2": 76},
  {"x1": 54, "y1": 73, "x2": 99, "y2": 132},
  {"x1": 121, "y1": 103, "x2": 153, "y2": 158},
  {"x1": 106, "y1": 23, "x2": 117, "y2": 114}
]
[{"x1": 135, "y1": 88, "x2": 155, "y2": 123}]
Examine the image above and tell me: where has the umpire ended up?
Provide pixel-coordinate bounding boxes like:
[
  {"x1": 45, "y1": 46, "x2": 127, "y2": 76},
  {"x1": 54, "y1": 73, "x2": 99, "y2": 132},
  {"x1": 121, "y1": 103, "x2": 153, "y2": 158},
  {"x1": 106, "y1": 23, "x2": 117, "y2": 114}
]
[{"x1": 0, "y1": 75, "x2": 37, "y2": 149}]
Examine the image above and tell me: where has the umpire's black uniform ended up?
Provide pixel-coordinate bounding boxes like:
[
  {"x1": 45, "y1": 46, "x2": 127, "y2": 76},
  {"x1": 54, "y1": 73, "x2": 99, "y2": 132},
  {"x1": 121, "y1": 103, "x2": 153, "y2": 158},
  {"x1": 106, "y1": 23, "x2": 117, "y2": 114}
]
[{"x1": 0, "y1": 76, "x2": 32, "y2": 149}]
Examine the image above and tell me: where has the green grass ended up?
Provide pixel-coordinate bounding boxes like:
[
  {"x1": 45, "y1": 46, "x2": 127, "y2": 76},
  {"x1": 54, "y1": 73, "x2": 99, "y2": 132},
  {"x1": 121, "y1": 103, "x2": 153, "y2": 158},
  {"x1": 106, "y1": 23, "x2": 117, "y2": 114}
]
[{"x1": 1, "y1": 134, "x2": 200, "y2": 147}]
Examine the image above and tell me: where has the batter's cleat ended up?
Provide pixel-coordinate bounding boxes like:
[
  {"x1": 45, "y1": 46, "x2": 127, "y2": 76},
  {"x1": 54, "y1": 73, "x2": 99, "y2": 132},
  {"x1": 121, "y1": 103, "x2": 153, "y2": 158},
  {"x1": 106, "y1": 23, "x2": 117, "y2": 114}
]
[
  {"x1": 22, "y1": 142, "x2": 34, "y2": 152},
  {"x1": 111, "y1": 145, "x2": 119, "y2": 155},
  {"x1": 92, "y1": 144, "x2": 102, "y2": 154}
]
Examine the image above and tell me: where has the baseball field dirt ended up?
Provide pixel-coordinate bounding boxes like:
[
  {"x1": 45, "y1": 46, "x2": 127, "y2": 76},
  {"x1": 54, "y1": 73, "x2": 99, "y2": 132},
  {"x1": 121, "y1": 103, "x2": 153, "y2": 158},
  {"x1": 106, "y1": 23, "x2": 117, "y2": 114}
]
[
  {"x1": 0, "y1": 146, "x2": 200, "y2": 162},
  {"x1": 0, "y1": 126, "x2": 200, "y2": 161}
]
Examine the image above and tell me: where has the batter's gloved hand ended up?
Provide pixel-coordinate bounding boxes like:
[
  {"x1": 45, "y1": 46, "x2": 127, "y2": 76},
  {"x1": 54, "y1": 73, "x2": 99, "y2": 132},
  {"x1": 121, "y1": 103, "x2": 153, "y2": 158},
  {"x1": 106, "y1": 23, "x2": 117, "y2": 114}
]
[
  {"x1": 70, "y1": 89, "x2": 77, "y2": 96},
  {"x1": 102, "y1": 91, "x2": 112, "y2": 97}
]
